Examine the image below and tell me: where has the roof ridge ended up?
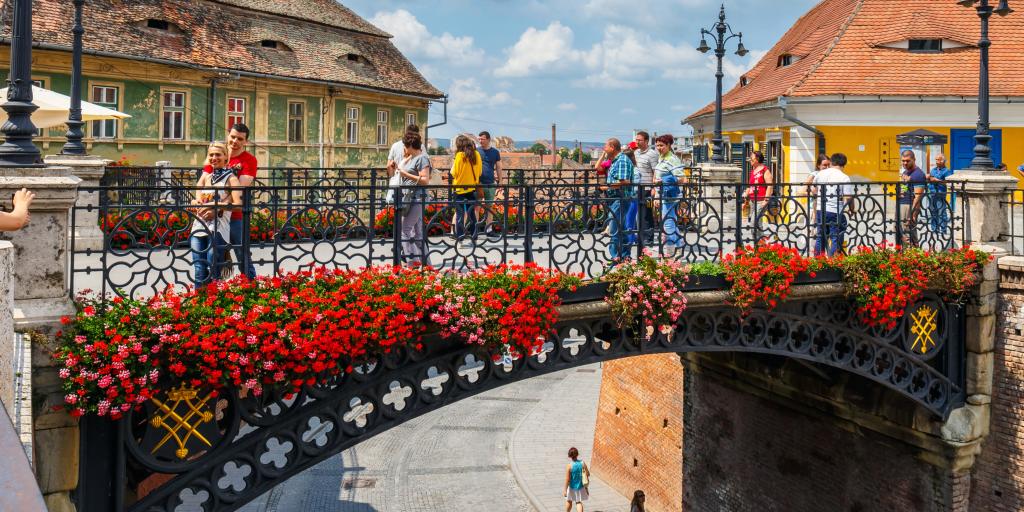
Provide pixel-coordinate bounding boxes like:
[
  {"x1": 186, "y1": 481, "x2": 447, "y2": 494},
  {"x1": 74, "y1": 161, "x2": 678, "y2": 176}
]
[
  {"x1": 206, "y1": 0, "x2": 391, "y2": 39},
  {"x1": 784, "y1": 0, "x2": 866, "y2": 97}
]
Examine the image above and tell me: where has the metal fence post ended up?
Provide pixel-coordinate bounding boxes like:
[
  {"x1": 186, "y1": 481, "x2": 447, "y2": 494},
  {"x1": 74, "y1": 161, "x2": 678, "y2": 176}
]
[
  {"x1": 242, "y1": 188, "x2": 255, "y2": 277},
  {"x1": 734, "y1": 183, "x2": 744, "y2": 248},
  {"x1": 636, "y1": 184, "x2": 646, "y2": 257},
  {"x1": 393, "y1": 187, "x2": 403, "y2": 266},
  {"x1": 524, "y1": 185, "x2": 535, "y2": 264}
]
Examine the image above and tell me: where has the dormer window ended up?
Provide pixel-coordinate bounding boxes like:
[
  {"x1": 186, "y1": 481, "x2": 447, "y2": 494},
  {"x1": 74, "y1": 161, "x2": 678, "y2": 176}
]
[
  {"x1": 139, "y1": 19, "x2": 183, "y2": 34},
  {"x1": 777, "y1": 54, "x2": 798, "y2": 67},
  {"x1": 740, "y1": 76, "x2": 748, "y2": 87},
  {"x1": 346, "y1": 53, "x2": 361, "y2": 62},
  {"x1": 909, "y1": 39, "x2": 942, "y2": 53},
  {"x1": 259, "y1": 40, "x2": 292, "y2": 51}
]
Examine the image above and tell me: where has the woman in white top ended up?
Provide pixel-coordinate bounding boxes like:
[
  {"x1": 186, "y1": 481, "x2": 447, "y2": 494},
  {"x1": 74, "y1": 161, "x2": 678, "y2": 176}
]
[
  {"x1": 391, "y1": 131, "x2": 432, "y2": 266},
  {"x1": 189, "y1": 142, "x2": 242, "y2": 286}
]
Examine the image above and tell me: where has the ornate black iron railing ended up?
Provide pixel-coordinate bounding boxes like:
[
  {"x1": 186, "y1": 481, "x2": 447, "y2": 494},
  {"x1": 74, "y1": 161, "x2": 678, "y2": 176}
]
[
  {"x1": 75, "y1": 287, "x2": 965, "y2": 512},
  {"x1": 71, "y1": 178, "x2": 967, "y2": 299}
]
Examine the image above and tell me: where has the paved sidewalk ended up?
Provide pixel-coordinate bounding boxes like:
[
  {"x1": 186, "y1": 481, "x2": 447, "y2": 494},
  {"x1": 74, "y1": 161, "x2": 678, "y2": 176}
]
[{"x1": 510, "y1": 365, "x2": 630, "y2": 512}]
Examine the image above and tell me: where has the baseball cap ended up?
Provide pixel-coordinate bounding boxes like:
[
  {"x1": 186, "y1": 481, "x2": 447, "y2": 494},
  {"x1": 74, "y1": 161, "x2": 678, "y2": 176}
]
[{"x1": 627, "y1": 141, "x2": 638, "y2": 150}]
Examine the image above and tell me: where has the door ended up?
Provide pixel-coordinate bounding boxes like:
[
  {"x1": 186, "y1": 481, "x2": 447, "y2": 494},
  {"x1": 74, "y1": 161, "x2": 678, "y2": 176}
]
[{"x1": 951, "y1": 128, "x2": 1002, "y2": 171}]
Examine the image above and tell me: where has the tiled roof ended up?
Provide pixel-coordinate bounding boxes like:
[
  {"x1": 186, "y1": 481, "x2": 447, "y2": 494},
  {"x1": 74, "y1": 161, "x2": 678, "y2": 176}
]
[
  {"x1": 687, "y1": 0, "x2": 1024, "y2": 120},
  {"x1": 11, "y1": 0, "x2": 442, "y2": 99},
  {"x1": 210, "y1": 0, "x2": 391, "y2": 37}
]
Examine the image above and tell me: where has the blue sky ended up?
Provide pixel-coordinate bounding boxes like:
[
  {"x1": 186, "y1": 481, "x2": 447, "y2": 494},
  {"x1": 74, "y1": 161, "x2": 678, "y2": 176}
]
[{"x1": 341, "y1": 0, "x2": 821, "y2": 144}]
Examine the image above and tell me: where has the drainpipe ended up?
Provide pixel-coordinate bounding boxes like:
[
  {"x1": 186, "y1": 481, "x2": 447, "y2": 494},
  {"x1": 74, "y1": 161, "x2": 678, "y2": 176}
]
[
  {"x1": 426, "y1": 94, "x2": 449, "y2": 148},
  {"x1": 779, "y1": 96, "x2": 825, "y2": 155},
  {"x1": 208, "y1": 78, "x2": 217, "y2": 142}
]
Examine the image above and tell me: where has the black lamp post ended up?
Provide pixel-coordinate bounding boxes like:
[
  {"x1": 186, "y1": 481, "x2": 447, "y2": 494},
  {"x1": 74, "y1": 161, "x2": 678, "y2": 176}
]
[
  {"x1": 958, "y1": 0, "x2": 1013, "y2": 171},
  {"x1": 697, "y1": 4, "x2": 748, "y2": 165},
  {"x1": 0, "y1": 0, "x2": 42, "y2": 167},
  {"x1": 61, "y1": 0, "x2": 87, "y2": 155}
]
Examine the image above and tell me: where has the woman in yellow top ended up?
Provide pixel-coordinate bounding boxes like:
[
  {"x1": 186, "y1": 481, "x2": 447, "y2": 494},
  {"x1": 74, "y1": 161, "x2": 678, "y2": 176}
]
[{"x1": 450, "y1": 134, "x2": 483, "y2": 247}]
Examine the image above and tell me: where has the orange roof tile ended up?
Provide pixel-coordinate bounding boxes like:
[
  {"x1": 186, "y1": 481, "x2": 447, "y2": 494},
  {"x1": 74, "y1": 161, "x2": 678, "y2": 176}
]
[{"x1": 687, "y1": 0, "x2": 1024, "y2": 121}]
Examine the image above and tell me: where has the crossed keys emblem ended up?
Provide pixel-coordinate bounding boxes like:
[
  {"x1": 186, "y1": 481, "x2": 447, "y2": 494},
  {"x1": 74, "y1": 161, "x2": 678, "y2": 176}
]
[
  {"x1": 910, "y1": 305, "x2": 939, "y2": 355},
  {"x1": 149, "y1": 384, "x2": 216, "y2": 460}
]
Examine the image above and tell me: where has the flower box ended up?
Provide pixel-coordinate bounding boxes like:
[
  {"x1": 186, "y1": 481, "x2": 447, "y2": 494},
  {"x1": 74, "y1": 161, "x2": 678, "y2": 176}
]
[
  {"x1": 793, "y1": 268, "x2": 843, "y2": 285},
  {"x1": 683, "y1": 274, "x2": 730, "y2": 292},
  {"x1": 558, "y1": 282, "x2": 610, "y2": 304}
]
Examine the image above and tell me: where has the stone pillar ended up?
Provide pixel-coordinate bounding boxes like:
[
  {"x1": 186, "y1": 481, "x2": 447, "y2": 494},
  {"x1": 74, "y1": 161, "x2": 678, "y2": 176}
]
[
  {"x1": 697, "y1": 162, "x2": 743, "y2": 234},
  {"x1": 946, "y1": 169, "x2": 1018, "y2": 249},
  {"x1": 0, "y1": 241, "x2": 14, "y2": 420},
  {"x1": 0, "y1": 167, "x2": 81, "y2": 332},
  {"x1": 43, "y1": 155, "x2": 107, "y2": 252}
]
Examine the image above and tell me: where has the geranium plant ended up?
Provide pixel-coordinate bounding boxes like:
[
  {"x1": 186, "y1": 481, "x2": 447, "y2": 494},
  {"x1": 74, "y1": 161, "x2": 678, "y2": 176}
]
[
  {"x1": 600, "y1": 251, "x2": 689, "y2": 331},
  {"x1": 722, "y1": 242, "x2": 809, "y2": 314}
]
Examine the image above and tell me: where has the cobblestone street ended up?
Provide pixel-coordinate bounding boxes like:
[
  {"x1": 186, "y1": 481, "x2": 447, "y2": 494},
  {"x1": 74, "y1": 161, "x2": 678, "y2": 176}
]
[{"x1": 240, "y1": 364, "x2": 630, "y2": 512}]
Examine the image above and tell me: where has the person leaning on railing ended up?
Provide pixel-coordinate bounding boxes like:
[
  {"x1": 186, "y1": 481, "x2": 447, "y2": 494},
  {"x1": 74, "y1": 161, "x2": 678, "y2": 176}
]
[
  {"x1": 450, "y1": 134, "x2": 483, "y2": 248},
  {"x1": 651, "y1": 134, "x2": 685, "y2": 255},
  {"x1": 598, "y1": 138, "x2": 635, "y2": 261},
  {"x1": 190, "y1": 142, "x2": 243, "y2": 287},
  {"x1": 0, "y1": 188, "x2": 34, "y2": 231}
]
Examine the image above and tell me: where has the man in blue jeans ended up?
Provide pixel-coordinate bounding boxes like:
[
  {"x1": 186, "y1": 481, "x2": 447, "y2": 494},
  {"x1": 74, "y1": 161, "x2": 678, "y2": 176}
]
[
  {"x1": 813, "y1": 152, "x2": 855, "y2": 257},
  {"x1": 926, "y1": 153, "x2": 954, "y2": 233},
  {"x1": 600, "y1": 138, "x2": 635, "y2": 261}
]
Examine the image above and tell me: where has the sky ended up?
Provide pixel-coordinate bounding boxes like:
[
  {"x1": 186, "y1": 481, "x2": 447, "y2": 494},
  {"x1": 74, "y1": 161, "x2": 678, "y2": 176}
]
[{"x1": 340, "y1": 0, "x2": 821, "y2": 145}]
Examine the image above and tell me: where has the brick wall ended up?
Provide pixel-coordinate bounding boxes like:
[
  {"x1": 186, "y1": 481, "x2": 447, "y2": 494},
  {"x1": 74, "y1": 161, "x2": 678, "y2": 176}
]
[
  {"x1": 592, "y1": 354, "x2": 683, "y2": 512},
  {"x1": 683, "y1": 357, "x2": 960, "y2": 512},
  {"x1": 968, "y1": 287, "x2": 1024, "y2": 512}
]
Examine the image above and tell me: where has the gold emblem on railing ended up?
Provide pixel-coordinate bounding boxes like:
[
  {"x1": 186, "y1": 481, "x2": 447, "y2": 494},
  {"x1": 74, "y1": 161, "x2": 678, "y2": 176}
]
[
  {"x1": 910, "y1": 304, "x2": 938, "y2": 355},
  {"x1": 149, "y1": 384, "x2": 215, "y2": 460}
]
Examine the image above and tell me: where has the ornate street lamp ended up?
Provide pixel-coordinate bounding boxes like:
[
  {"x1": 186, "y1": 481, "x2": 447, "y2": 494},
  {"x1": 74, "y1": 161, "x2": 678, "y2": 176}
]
[
  {"x1": 958, "y1": 0, "x2": 1013, "y2": 170},
  {"x1": 61, "y1": 0, "x2": 87, "y2": 155},
  {"x1": 0, "y1": 0, "x2": 42, "y2": 167},
  {"x1": 697, "y1": 4, "x2": 747, "y2": 165}
]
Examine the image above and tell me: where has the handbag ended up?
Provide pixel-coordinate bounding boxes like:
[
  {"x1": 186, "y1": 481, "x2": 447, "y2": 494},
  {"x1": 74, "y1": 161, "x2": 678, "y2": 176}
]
[
  {"x1": 384, "y1": 172, "x2": 402, "y2": 205},
  {"x1": 581, "y1": 465, "x2": 589, "y2": 487}
]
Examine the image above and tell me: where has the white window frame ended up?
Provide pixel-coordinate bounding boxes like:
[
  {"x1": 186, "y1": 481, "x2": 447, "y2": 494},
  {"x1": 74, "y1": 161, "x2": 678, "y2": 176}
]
[
  {"x1": 288, "y1": 100, "x2": 305, "y2": 144},
  {"x1": 161, "y1": 89, "x2": 187, "y2": 140},
  {"x1": 226, "y1": 96, "x2": 246, "y2": 130},
  {"x1": 89, "y1": 83, "x2": 121, "y2": 139},
  {"x1": 346, "y1": 106, "x2": 360, "y2": 145},
  {"x1": 376, "y1": 110, "x2": 389, "y2": 146},
  {"x1": 406, "y1": 112, "x2": 417, "y2": 128}
]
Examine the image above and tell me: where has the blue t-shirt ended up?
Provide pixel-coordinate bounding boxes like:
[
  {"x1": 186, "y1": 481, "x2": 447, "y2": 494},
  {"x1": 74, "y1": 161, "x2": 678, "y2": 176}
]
[
  {"x1": 479, "y1": 147, "x2": 501, "y2": 184},
  {"x1": 928, "y1": 165, "x2": 954, "y2": 194},
  {"x1": 898, "y1": 166, "x2": 926, "y2": 205}
]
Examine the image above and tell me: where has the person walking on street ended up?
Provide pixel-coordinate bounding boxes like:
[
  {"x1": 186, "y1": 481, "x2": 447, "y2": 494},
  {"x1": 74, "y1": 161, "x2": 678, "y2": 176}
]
[
  {"x1": 630, "y1": 490, "x2": 646, "y2": 512},
  {"x1": 632, "y1": 131, "x2": 658, "y2": 245},
  {"x1": 897, "y1": 150, "x2": 927, "y2": 247},
  {"x1": 206, "y1": 123, "x2": 258, "y2": 279},
  {"x1": 393, "y1": 131, "x2": 432, "y2": 266},
  {"x1": 813, "y1": 153, "x2": 856, "y2": 257},
  {"x1": 450, "y1": 135, "x2": 482, "y2": 248},
  {"x1": 600, "y1": 138, "x2": 635, "y2": 261},
  {"x1": 477, "y1": 131, "x2": 502, "y2": 234},
  {"x1": 652, "y1": 134, "x2": 685, "y2": 254},
  {"x1": 926, "y1": 153, "x2": 954, "y2": 234},
  {"x1": 563, "y1": 447, "x2": 590, "y2": 512}
]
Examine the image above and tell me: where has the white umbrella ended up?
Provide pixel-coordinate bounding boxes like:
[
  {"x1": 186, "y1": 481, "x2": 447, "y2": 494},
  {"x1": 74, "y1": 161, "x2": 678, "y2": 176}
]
[{"x1": 0, "y1": 85, "x2": 130, "y2": 129}]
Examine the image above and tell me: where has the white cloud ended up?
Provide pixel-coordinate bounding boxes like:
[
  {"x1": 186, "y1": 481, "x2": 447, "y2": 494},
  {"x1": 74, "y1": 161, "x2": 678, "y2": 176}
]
[
  {"x1": 448, "y1": 78, "x2": 514, "y2": 110},
  {"x1": 717, "y1": 50, "x2": 768, "y2": 85},
  {"x1": 496, "y1": 22, "x2": 705, "y2": 89},
  {"x1": 495, "y1": 21, "x2": 579, "y2": 78},
  {"x1": 557, "y1": 103, "x2": 578, "y2": 111},
  {"x1": 621, "y1": 107, "x2": 637, "y2": 114},
  {"x1": 370, "y1": 9, "x2": 484, "y2": 64},
  {"x1": 670, "y1": 104, "x2": 692, "y2": 112}
]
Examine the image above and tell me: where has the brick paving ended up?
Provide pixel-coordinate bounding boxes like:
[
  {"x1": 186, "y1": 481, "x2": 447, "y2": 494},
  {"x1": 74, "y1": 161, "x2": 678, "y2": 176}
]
[{"x1": 240, "y1": 364, "x2": 630, "y2": 512}]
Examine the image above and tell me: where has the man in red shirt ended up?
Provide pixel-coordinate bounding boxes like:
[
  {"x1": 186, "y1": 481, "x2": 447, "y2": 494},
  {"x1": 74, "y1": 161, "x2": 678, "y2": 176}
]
[{"x1": 204, "y1": 123, "x2": 258, "y2": 278}]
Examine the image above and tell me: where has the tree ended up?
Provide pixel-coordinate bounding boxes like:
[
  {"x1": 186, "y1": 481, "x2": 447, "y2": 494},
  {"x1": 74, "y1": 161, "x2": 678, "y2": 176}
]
[
  {"x1": 427, "y1": 146, "x2": 448, "y2": 155},
  {"x1": 569, "y1": 148, "x2": 592, "y2": 164},
  {"x1": 528, "y1": 142, "x2": 549, "y2": 156}
]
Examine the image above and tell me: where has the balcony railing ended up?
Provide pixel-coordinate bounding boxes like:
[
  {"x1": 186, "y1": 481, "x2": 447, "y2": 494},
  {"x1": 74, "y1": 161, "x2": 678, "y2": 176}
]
[{"x1": 72, "y1": 169, "x2": 967, "y2": 299}]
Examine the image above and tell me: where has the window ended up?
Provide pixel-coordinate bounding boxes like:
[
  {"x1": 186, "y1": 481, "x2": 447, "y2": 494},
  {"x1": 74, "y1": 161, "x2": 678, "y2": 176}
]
[
  {"x1": 740, "y1": 76, "x2": 748, "y2": 87},
  {"x1": 376, "y1": 110, "x2": 389, "y2": 146},
  {"x1": 227, "y1": 97, "x2": 246, "y2": 129},
  {"x1": 161, "y1": 91, "x2": 186, "y2": 140},
  {"x1": 142, "y1": 18, "x2": 183, "y2": 33},
  {"x1": 347, "y1": 53, "x2": 360, "y2": 62},
  {"x1": 909, "y1": 39, "x2": 942, "y2": 53},
  {"x1": 346, "y1": 106, "x2": 359, "y2": 144},
  {"x1": 406, "y1": 112, "x2": 417, "y2": 128},
  {"x1": 91, "y1": 85, "x2": 119, "y2": 139},
  {"x1": 287, "y1": 101, "x2": 305, "y2": 143},
  {"x1": 147, "y1": 19, "x2": 169, "y2": 30},
  {"x1": 31, "y1": 79, "x2": 46, "y2": 136},
  {"x1": 777, "y1": 54, "x2": 795, "y2": 67},
  {"x1": 259, "y1": 40, "x2": 292, "y2": 51}
]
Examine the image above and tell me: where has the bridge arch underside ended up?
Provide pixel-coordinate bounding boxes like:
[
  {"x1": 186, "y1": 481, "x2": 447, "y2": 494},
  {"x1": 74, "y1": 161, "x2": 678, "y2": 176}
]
[{"x1": 86, "y1": 293, "x2": 964, "y2": 512}]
